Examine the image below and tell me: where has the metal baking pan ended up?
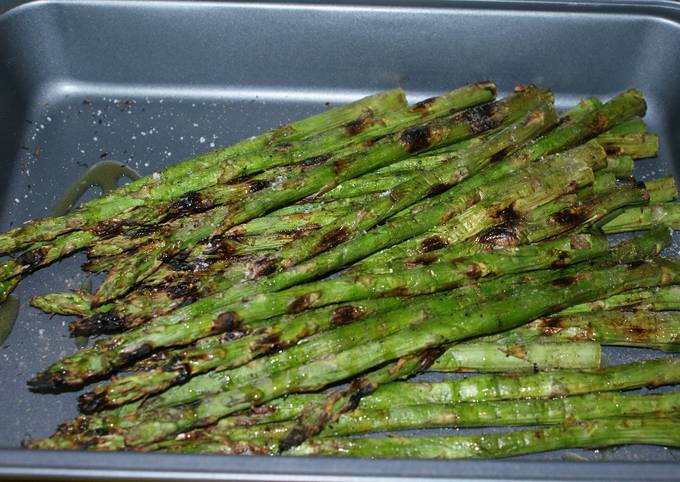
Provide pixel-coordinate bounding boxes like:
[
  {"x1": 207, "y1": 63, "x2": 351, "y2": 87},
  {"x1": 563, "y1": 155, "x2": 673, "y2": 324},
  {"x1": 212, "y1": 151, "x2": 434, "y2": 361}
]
[{"x1": 1, "y1": 0, "x2": 680, "y2": 480}]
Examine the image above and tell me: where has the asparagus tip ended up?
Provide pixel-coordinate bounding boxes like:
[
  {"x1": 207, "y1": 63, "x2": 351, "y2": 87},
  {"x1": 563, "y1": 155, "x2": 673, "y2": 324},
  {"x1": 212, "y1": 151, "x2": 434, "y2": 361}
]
[
  {"x1": 27, "y1": 371, "x2": 69, "y2": 393},
  {"x1": 78, "y1": 391, "x2": 108, "y2": 414},
  {"x1": 69, "y1": 313, "x2": 126, "y2": 337}
]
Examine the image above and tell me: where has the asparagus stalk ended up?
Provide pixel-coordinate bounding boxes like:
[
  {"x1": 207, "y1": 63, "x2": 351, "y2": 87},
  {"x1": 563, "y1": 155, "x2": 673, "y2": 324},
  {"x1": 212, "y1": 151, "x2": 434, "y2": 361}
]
[
  {"x1": 351, "y1": 142, "x2": 603, "y2": 268},
  {"x1": 58, "y1": 280, "x2": 512, "y2": 434},
  {"x1": 432, "y1": 289, "x2": 680, "y2": 372},
  {"x1": 257, "y1": 82, "x2": 497, "y2": 170},
  {"x1": 74, "y1": 94, "x2": 604, "y2": 306},
  {"x1": 511, "y1": 311, "x2": 680, "y2": 352},
  {"x1": 598, "y1": 225, "x2": 672, "y2": 263},
  {"x1": 320, "y1": 390, "x2": 680, "y2": 436},
  {"x1": 277, "y1": 340, "x2": 600, "y2": 450},
  {"x1": 49, "y1": 194, "x2": 675, "y2": 340},
  {"x1": 61, "y1": 145, "x2": 600, "y2": 352},
  {"x1": 154, "y1": 390, "x2": 680, "y2": 454},
  {"x1": 368, "y1": 181, "x2": 646, "y2": 272},
  {"x1": 227, "y1": 195, "x2": 368, "y2": 233},
  {"x1": 288, "y1": 417, "x2": 680, "y2": 458},
  {"x1": 284, "y1": 239, "x2": 672, "y2": 445},
  {"x1": 81, "y1": 256, "x2": 118, "y2": 274},
  {"x1": 38, "y1": 161, "x2": 653, "y2": 325},
  {"x1": 135, "y1": 278, "x2": 680, "y2": 374},
  {"x1": 0, "y1": 159, "x2": 334, "y2": 283},
  {"x1": 91, "y1": 86, "x2": 538, "y2": 305},
  {"x1": 602, "y1": 155, "x2": 635, "y2": 176},
  {"x1": 305, "y1": 148, "x2": 632, "y2": 232},
  {"x1": 472, "y1": 183, "x2": 649, "y2": 251},
  {"x1": 46, "y1": 141, "x2": 644, "y2": 321},
  {"x1": 371, "y1": 168, "x2": 674, "y2": 269},
  {"x1": 97, "y1": 99, "x2": 552, "y2": 286},
  {"x1": 51, "y1": 91, "x2": 640, "y2": 329},
  {"x1": 200, "y1": 357, "x2": 680, "y2": 412},
  {"x1": 590, "y1": 115, "x2": 657, "y2": 159},
  {"x1": 92, "y1": 258, "x2": 680, "y2": 448},
  {"x1": 531, "y1": 176, "x2": 673, "y2": 242},
  {"x1": 74, "y1": 196, "x2": 373, "y2": 307},
  {"x1": 281, "y1": 226, "x2": 678, "y2": 444},
  {"x1": 641, "y1": 177, "x2": 678, "y2": 203},
  {"x1": 238, "y1": 154, "x2": 635, "y2": 236},
  {"x1": 33, "y1": 227, "x2": 605, "y2": 393},
  {"x1": 75, "y1": 231, "x2": 606, "y2": 410},
  {"x1": 0, "y1": 231, "x2": 98, "y2": 283},
  {"x1": 382, "y1": 180, "x2": 628, "y2": 270},
  {"x1": 597, "y1": 116, "x2": 646, "y2": 136},
  {"x1": 77, "y1": 224, "x2": 677, "y2": 412},
  {"x1": 430, "y1": 341, "x2": 601, "y2": 372},
  {"x1": 2, "y1": 92, "x2": 644, "y2": 298},
  {"x1": 43, "y1": 357, "x2": 680, "y2": 447},
  {"x1": 78, "y1": 163, "x2": 337, "y2": 259},
  {"x1": 316, "y1": 96, "x2": 599, "y2": 204},
  {"x1": 561, "y1": 285, "x2": 680, "y2": 314},
  {"x1": 316, "y1": 138, "x2": 484, "y2": 202},
  {"x1": 603, "y1": 203, "x2": 680, "y2": 233},
  {"x1": 85, "y1": 229, "x2": 289, "y2": 274},
  {"x1": 30, "y1": 291, "x2": 94, "y2": 318},
  {"x1": 222, "y1": 205, "x2": 358, "y2": 238},
  {"x1": 69, "y1": 228, "x2": 671, "y2": 433},
  {"x1": 78, "y1": 297, "x2": 407, "y2": 410},
  {"x1": 0, "y1": 89, "x2": 411, "y2": 255},
  {"x1": 596, "y1": 133, "x2": 659, "y2": 159},
  {"x1": 101, "y1": 136, "x2": 602, "y2": 332},
  {"x1": 233, "y1": 101, "x2": 558, "y2": 282},
  {"x1": 103, "y1": 288, "x2": 680, "y2": 407},
  {"x1": 342, "y1": 88, "x2": 646, "y2": 271},
  {"x1": 250, "y1": 256, "x2": 680, "y2": 451},
  {"x1": 104, "y1": 226, "x2": 669, "y2": 414},
  {"x1": 88, "y1": 139, "x2": 496, "y2": 260},
  {"x1": 69, "y1": 110, "x2": 586, "y2": 333},
  {"x1": 277, "y1": 348, "x2": 446, "y2": 452},
  {"x1": 507, "y1": 89, "x2": 645, "y2": 161},
  {"x1": 0, "y1": 82, "x2": 495, "y2": 289}
]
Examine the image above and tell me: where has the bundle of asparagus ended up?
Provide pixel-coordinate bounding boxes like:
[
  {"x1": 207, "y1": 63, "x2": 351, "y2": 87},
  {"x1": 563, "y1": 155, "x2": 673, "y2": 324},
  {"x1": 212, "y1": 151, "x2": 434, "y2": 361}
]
[{"x1": 4, "y1": 82, "x2": 680, "y2": 459}]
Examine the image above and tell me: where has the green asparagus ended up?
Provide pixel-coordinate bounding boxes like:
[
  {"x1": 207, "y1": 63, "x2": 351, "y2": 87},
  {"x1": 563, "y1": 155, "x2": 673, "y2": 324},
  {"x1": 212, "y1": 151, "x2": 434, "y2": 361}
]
[
  {"x1": 91, "y1": 259, "x2": 680, "y2": 447},
  {"x1": 288, "y1": 418, "x2": 680, "y2": 458},
  {"x1": 0, "y1": 89, "x2": 411, "y2": 254},
  {"x1": 40, "y1": 357, "x2": 680, "y2": 448}
]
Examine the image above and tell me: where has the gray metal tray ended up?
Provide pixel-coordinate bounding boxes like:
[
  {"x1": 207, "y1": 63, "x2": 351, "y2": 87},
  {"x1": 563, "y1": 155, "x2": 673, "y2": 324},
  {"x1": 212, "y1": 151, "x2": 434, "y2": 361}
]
[{"x1": 1, "y1": 0, "x2": 680, "y2": 480}]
